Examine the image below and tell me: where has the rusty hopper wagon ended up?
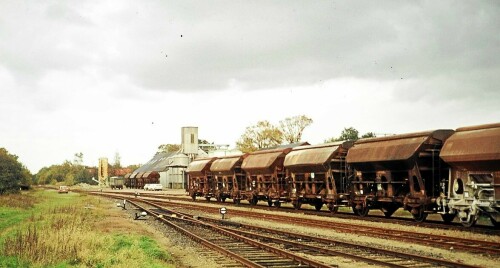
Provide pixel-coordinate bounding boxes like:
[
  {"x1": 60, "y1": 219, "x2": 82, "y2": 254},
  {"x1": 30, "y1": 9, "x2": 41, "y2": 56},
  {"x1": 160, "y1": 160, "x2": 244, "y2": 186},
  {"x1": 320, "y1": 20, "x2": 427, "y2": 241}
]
[
  {"x1": 284, "y1": 141, "x2": 353, "y2": 212},
  {"x1": 186, "y1": 157, "x2": 216, "y2": 201},
  {"x1": 346, "y1": 130, "x2": 455, "y2": 221},
  {"x1": 124, "y1": 173, "x2": 132, "y2": 188},
  {"x1": 440, "y1": 123, "x2": 500, "y2": 227},
  {"x1": 126, "y1": 172, "x2": 139, "y2": 188},
  {"x1": 209, "y1": 154, "x2": 247, "y2": 203},
  {"x1": 241, "y1": 146, "x2": 298, "y2": 206},
  {"x1": 142, "y1": 171, "x2": 160, "y2": 186},
  {"x1": 135, "y1": 172, "x2": 145, "y2": 189}
]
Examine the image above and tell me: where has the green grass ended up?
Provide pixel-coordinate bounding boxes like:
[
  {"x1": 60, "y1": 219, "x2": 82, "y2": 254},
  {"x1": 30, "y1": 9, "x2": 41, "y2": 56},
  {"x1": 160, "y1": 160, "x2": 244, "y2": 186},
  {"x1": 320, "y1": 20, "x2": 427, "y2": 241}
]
[{"x1": 0, "y1": 189, "x2": 174, "y2": 268}]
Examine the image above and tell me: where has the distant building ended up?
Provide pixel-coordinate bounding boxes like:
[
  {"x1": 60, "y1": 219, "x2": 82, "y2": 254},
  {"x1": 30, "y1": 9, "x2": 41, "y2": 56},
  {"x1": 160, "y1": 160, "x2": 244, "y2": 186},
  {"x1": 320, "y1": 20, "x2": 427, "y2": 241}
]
[{"x1": 129, "y1": 127, "x2": 240, "y2": 189}]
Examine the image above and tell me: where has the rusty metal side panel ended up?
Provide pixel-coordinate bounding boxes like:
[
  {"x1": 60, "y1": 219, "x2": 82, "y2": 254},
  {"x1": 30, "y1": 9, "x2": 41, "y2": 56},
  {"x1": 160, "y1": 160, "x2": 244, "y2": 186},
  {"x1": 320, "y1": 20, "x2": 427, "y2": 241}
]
[
  {"x1": 440, "y1": 124, "x2": 500, "y2": 171},
  {"x1": 186, "y1": 158, "x2": 215, "y2": 174},
  {"x1": 285, "y1": 145, "x2": 339, "y2": 169},
  {"x1": 124, "y1": 173, "x2": 131, "y2": 179},
  {"x1": 210, "y1": 155, "x2": 243, "y2": 173},
  {"x1": 347, "y1": 136, "x2": 427, "y2": 164},
  {"x1": 242, "y1": 152, "x2": 284, "y2": 171}
]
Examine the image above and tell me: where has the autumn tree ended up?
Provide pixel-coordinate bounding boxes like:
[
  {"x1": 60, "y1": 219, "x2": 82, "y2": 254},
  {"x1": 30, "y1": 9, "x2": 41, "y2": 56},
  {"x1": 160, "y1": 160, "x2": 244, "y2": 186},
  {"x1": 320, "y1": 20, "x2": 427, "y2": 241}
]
[
  {"x1": 279, "y1": 115, "x2": 313, "y2": 143},
  {"x1": 0, "y1": 148, "x2": 32, "y2": 194},
  {"x1": 236, "y1": 121, "x2": 283, "y2": 153}
]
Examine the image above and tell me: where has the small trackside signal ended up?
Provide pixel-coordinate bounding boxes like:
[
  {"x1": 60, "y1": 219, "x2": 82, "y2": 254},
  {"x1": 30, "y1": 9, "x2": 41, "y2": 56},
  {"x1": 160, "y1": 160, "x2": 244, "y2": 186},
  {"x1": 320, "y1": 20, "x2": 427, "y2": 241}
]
[{"x1": 219, "y1": 207, "x2": 227, "y2": 219}]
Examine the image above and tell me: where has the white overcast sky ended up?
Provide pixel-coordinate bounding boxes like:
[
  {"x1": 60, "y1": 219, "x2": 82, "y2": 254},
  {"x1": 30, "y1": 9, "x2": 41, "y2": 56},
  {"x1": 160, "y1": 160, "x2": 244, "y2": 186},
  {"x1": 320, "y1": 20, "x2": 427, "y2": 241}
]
[{"x1": 1, "y1": 1, "x2": 499, "y2": 173}]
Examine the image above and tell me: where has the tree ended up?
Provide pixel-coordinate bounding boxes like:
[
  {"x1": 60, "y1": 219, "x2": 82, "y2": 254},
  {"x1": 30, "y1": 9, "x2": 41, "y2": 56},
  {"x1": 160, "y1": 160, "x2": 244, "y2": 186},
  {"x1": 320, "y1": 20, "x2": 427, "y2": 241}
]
[
  {"x1": 279, "y1": 115, "x2": 313, "y2": 143},
  {"x1": 0, "y1": 148, "x2": 32, "y2": 194},
  {"x1": 126, "y1": 164, "x2": 141, "y2": 172},
  {"x1": 236, "y1": 121, "x2": 283, "y2": 153},
  {"x1": 113, "y1": 152, "x2": 122, "y2": 168},
  {"x1": 361, "y1": 132, "x2": 377, "y2": 138},
  {"x1": 73, "y1": 152, "x2": 83, "y2": 166},
  {"x1": 157, "y1": 144, "x2": 181, "y2": 153},
  {"x1": 324, "y1": 127, "x2": 376, "y2": 142}
]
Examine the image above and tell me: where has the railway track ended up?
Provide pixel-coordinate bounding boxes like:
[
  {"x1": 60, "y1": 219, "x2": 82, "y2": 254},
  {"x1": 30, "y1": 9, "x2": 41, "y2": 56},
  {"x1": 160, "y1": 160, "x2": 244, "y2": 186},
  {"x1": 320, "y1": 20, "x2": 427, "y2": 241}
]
[
  {"x1": 126, "y1": 199, "x2": 333, "y2": 268},
  {"x1": 121, "y1": 196, "x2": 479, "y2": 268},
  {"x1": 156, "y1": 203, "x2": 482, "y2": 267}
]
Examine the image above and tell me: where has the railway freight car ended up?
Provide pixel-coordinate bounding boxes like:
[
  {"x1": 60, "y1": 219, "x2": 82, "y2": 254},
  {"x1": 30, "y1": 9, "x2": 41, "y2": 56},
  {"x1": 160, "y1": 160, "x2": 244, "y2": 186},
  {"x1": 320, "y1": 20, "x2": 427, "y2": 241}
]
[
  {"x1": 186, "y1": 157, "x2": 216, "y2": 201},
  {"x1": 209, "y1": 154, "x2": 247, "y2": 203},
  {"x1": 440, "y1": 123, "x2": 500, "y2": 227},
  {"x1": 284, "y1": 141, "x2": 353, "y2": 212},
  {"x1": 240, "y1": 144, "x2": 307, "y2": 206},
  {"x1": 109, "y1": 176, "x2": 124, "y2": 189},
  {"x1": 346, "y1": 130, "x2": 455, "y2": 221}
]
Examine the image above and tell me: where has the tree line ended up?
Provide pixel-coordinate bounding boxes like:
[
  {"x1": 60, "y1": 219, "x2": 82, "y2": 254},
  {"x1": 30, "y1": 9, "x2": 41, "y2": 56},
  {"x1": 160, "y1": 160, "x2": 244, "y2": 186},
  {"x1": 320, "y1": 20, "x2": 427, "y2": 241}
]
[{"x1": 236, "y1": 115, "x2": 376, "y2": 153}]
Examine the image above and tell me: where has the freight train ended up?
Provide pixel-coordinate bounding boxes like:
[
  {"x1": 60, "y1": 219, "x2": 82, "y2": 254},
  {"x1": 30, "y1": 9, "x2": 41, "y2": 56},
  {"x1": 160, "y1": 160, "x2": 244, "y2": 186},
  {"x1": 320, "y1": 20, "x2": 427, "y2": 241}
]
[{"x1": 187, "y1": 123, "x2": 500, "y2": 228}]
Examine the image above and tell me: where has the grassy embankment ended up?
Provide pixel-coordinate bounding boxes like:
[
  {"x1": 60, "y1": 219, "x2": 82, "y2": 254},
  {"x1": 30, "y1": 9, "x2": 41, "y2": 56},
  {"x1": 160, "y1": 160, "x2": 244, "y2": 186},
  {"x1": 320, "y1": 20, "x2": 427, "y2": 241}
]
[{"x1": 0, "y1": 189, "x2": 173, "y2": 268}]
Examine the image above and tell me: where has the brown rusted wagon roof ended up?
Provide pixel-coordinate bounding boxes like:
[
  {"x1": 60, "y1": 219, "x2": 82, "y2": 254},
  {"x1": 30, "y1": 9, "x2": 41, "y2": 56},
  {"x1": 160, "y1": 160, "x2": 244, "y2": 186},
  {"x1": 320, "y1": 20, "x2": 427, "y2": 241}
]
[
  {"x1": 186, "y1": 157, "x2": 216, "y2": 174},
  {"x1": 210, "y1": 154, "x2": 246, "y2": 173},
  {"x1": 130, "y1": 172, "x2": 138, "y2": 179},
  {"x1": 284, "y1": 141, "x2": 353, "y2": 170},
  {"x1": 142, "y1": 171, "x2": 160, "y2": 179},
  {"x1": 124, "y1": 173, "x2": 132, "y2": 179},
  {"x1": 440, "y1": 123, "x2": 500, "y2": 171},
  {"x1": 135, "y1": 172, "x2": 145, "y2": 179},
  {"x1": 347, "y1": 129, "x2": 454, "y2": 166},
  {"x1": 242, "y1": 148, "x2": 292, "y2": 171}
]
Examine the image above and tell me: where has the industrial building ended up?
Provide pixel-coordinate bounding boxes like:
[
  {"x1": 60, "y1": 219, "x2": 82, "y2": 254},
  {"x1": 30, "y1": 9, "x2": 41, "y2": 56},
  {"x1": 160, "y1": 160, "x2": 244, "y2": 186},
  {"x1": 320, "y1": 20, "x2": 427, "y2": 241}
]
[{"x1": 128, "y1": 127, "x2": 241, "y2": 189}]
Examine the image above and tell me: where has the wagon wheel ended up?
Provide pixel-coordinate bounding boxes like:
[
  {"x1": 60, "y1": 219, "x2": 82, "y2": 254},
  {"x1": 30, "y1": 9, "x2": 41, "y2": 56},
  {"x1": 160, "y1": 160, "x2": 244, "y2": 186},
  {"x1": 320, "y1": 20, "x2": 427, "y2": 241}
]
[
  {"x1": 328, "y1": 203, "x2": 339, "y2": 214},
  {"x1": 274, "y1": 201, "x2": 281, "y2": 208},
  {"x1": 357, "y1": 206, "x2": 370, "y2": 217},
  {"x1": 233, "y1": 198, "x2": 240, "y2": 205},
  {"x1": 250, "y1": 196, "x2": 258, "y2": 206},
  {"x1": 441, "y1": 213, "x2": 456, "y2": 224},
  {"x1": 490, "y1": 217, "x2": 500, "y2": 228},
  {"x1": 191, "y1": 193, "x2": 196, "y2": 201},
  {"x1": 382, "y1": 205, "x2": 398, "y2": 218},
  {"x1": 314, "y1": 202, "x2": 323, "y2": 211},
  {"x1": 267, "y1": 200, "x2": 273, "y2": 207},
  {"x1": 221, "y1": 197, "x2": 226, "y2": 203},
  {"x1": 351, "y1": 205, "x2": 359, "y2": 215},
  {"x1": 412, "y1": 207, "x2": 428, "y2": 222},
  {"x1": 459, "y1": 212, "x2": 477, "y2": 228},
  {"x1": 293, "y1": 200, "x2": 302, "y2": 210},
  {"x1": 205, "y1": 197, "x2": 211, "y2": 202}
]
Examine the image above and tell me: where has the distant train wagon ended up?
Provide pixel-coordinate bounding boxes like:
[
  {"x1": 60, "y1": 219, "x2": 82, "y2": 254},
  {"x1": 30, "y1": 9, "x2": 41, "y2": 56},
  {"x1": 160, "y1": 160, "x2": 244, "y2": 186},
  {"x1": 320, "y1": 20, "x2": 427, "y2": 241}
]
[
  {"x1": 109, "y1": 176, "x2": 124, "y2": 190},
  {"x1": 187, "y1": 157, "x2": 216, "y2": 201},
  {"x1": 210, "y1": 154, "x2": 247, "y2": 203}
]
